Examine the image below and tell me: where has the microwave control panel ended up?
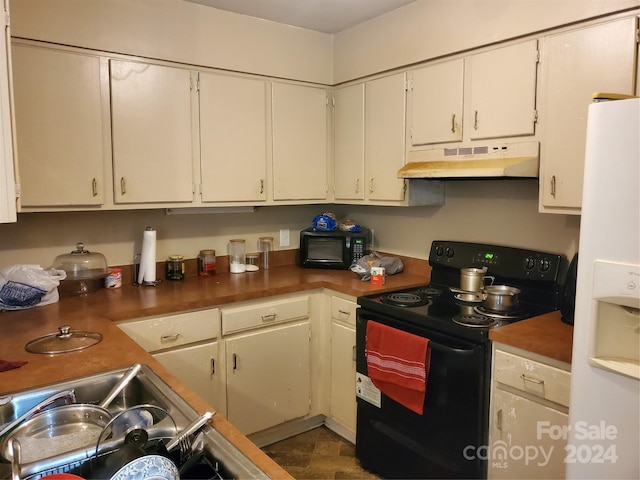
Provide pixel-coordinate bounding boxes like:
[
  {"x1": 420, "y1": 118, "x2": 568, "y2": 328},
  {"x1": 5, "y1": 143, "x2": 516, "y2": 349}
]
[{"x1": 353, "y1": 238, "x2": 365, "y2": 261}]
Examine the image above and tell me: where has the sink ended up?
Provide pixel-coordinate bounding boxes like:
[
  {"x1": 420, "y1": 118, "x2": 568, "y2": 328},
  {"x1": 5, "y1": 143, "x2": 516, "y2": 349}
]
[{"x1": 0, "y1": 364, "x2": 268, "y2": 479}]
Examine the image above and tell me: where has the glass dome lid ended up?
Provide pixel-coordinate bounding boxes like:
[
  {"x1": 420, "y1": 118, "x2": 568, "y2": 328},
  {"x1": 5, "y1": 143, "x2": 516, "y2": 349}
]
[{"x1": 53, "y1": 242, "x2": 108, "y2": 280}]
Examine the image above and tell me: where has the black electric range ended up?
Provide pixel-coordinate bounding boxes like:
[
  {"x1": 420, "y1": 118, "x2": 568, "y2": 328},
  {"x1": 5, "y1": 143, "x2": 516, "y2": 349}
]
[{"x1": 354, "y1": 241, "x2": 567, "y2": 479}]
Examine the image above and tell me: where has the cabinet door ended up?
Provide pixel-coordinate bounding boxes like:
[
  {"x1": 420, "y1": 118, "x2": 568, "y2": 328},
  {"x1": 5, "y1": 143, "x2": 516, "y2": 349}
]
[
  {"x1": 199, "y1": 73, "x2": 267, "y2": 203},
  {"x1": 153, "y1": 341, "x2": 223, "y2": 411},
  {"x1": 467, "y1": 40, "x2": 538, "y2": 140},
  {"x1": 333, "y1": 83, "x2": 365, "y2": 200},
  {"x1": 329, "y1": 322, "x2": 356, "y2": 431},
  {"x1": 409, "y1": 58, "x2": 464, "y2": 146},
  {"x1": 0, "y1": 11, "x2": 15, "y2": 222},
  {"x1": 272, "y1": 83, "x2": 328, "y2": 201},
  {"x1": 226, "y1": 321, "x2": 310, "y2": 435},
  {"x1": 12, "y1": 45, "x2": 106, "y2": 207},
  {"x1": 365, "y1": 73, "x2": 407, "y2": 202},
  {"x1": 110, "y1": 59, "x2": 194, "y2": 204},
  {"x1": 539, "y1": 18, "x2": 637, "y2": 212},
  {"x1": 489, "y1": 388, "x2": 568, "y2": 479}
]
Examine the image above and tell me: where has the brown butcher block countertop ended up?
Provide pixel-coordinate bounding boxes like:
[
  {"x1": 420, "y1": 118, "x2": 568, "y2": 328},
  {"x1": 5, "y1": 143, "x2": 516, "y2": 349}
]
[
  {"x1": 490, "y1": 311, "x2": 574, "y2": 364},
  {"x1": 0, "y1": 263, "x2": 430, "y2": 478}
]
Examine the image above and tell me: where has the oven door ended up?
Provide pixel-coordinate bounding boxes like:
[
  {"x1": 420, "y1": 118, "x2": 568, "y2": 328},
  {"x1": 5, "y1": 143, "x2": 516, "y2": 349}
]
[{"x1": 356, "y1": 310, "x2": 490, "y2": 479}]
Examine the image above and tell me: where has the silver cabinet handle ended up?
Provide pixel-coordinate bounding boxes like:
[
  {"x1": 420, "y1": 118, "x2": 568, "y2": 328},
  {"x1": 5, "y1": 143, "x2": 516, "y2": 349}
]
[
  {"x1": 260, "y1": 179, "x2": 264, "y2": 194},
  {"x1": 521, "y1": 374, "x2": 545, "y2": 385},
  {"x1": 451, "y1": 113, "x2": 456, "y2": 133},
  {"x1": 352, "y1": 345, "x2": 356, "y2": 362},
  {"x1": 261, "y1": 313, "x2": 277, "y2": 322},
  {"x1": 550, "y1": 175, "x2": 557, "y2": 198},
  {"x1": 355, "y1": 178, "x2": 360, "y2": 194},
  {"x1": 120, "y1": 177, "x2": 126, "y2": 195},
  {"x1": 232, "y1": 353, "x2": 237, "y2": 371},
  {"x1": 496, "y1": 408, "x2": 503, "y2": 431},
  {"x1": 338, "y1": 309, "x2": 351, "y2": 317},
  {"x1": 369, "y1": 177, "x2": 374, "y2": 194},
  {"x1": 92, "y1": 178, "x2": 98, "y2": 197},
  {"x1": 210, "y1": 358, "x2": 215, "y2": 376},
  {"x1": 161, "y1": 333, "x2": 181, "y2": 343},
  {"x1": 474, "y1": 110, "x2": 479, "y2": 130}
]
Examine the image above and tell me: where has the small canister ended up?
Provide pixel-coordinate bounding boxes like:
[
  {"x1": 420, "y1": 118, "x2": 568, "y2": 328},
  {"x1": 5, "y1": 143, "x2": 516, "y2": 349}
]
[
  {"x1": 198, "y1": 249, "x2": 216, "y2": 276},
  {"x1": 165, "y1": 255, "x2": 185, "y2": 281},
  {"x1": 228, "y1": 239, "x2": 246, "y2": 274},
  {"x1": 105, "y1": 268, "x2": 122, "y2": 289},
  {"x1": 258, "y1": 236, "x2": 273, "y2": 270}
]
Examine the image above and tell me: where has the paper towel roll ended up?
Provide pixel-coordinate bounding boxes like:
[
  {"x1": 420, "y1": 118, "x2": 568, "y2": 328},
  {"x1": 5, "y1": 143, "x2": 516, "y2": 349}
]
[{"x1": 138, "y1": 227, "x2": 156, "y2": 284}]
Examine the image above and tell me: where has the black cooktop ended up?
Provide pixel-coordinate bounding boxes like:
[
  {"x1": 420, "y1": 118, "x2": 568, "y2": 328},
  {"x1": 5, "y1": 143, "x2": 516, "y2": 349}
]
[
  {"x1": 358, "y1": 283, "x2": 556, "y2": 342},
  {"x1": 357, "y1": 241, "x2": 567, "y2": 343}
]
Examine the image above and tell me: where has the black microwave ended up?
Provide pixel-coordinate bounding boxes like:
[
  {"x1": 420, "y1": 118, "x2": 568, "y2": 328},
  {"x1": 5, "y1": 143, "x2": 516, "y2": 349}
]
[{"x1": 299, "y1": 227, "x2": 369, "y2": 270}]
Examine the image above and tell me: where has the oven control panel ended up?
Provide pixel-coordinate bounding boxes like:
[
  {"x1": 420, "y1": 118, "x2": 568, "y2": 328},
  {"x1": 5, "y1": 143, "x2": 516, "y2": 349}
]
[{"x1": 430, "y1": 241, "x2": 567, "y2": 282}]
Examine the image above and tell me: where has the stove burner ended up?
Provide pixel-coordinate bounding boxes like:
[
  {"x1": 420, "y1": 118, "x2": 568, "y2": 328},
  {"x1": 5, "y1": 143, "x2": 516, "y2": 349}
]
[
  {"x1": 414, "y1": 286, "x2": 443, "y2": 298},
  {"x1": 453, "y1": 313, "x2": 498, "y2": 328},
  {"x1": 380, "y1": 292, "x2": 432, "y2": 307},
  {"x1": 474, "y1": 305, "x2": 530, "y2": 320}
]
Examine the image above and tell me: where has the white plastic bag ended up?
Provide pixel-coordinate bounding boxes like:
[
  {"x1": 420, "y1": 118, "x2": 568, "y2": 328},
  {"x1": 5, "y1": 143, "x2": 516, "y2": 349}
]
[
  {"x1": 0, "y1": 265, "x2": 67, "y2": 311},
  {"x1": 350, "y1": 252, "x2": 404, "y2": 281}
]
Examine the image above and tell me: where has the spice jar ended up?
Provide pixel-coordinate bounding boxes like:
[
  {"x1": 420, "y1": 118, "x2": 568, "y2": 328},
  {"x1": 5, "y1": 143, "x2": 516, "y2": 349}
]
[
  {"x1": 258, "y1": 237, "x2": 273, "y2": 270},
  {"x1": 165, "y1": 255, "x2": 185, "y2": 281},
  {"x1": 228, "y1": 239, "x2": 246, "y2": 274},
  {"x1": 198, "y1": 249, "x2": 216, "y2": 276}
]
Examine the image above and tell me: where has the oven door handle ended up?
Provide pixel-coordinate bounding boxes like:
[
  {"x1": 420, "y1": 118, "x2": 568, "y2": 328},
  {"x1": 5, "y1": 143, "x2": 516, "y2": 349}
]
[{"x1": 429, "y1": 341, "x2": 476, "y2": 356}]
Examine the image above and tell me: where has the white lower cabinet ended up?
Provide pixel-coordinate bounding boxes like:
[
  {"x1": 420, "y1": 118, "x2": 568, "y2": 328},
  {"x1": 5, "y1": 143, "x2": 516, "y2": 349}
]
[
  {"x1": 225, "y1": 321, "x2": 310, "y2": 435},
  {"x1": 489, "y1": 346, "x2": 571, "y2": 479},
  {"x1": 221, "y1": 294, "x2": 312, "y2": 436},
  {"x1": 328, "y1": 296, "x2": 357, "y2": 436},
  {"x1": 153, "y1": 340, "x2": 223, "y2": 414},
  {"x1": 117, "y1": 308, "x2": 223, "y2": 411}
]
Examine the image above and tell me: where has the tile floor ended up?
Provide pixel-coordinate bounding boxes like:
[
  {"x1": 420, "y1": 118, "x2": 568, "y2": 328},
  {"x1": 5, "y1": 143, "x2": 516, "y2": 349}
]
[{"x1": 262, "y1": 426, "x2": 379, "y2": 479}]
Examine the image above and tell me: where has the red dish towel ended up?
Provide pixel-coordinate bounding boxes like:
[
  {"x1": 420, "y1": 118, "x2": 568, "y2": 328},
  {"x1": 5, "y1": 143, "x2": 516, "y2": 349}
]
[
  {"x1": 0, "y1": 359, "x2": 28, "y2": 372},
  {"x1": 365, "y1": 321, "x2": 430, "y2": 415}
]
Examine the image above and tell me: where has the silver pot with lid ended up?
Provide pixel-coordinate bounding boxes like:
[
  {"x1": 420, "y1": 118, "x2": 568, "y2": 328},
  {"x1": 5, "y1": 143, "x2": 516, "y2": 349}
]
[{"x1": 53, "y1": 242, "x2": 108, "y2": 296}]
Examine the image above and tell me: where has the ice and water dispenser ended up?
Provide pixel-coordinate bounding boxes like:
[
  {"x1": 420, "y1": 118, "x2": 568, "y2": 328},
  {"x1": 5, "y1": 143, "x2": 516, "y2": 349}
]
[{"x1": 588, "y1": 260, "x2": 640, "y2": 380}]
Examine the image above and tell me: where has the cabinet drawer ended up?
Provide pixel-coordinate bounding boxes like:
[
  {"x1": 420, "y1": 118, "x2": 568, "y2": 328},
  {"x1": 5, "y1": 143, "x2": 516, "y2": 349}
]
[
  {"x1": 118, "y1": 309, "x2": 220, "y2": 352},
  {"x1": 494, "y1": 349, "x2": 571, "y2": 407},
  {"x1": 221, "y1": 296, "x2": 309, "y2": 335},
  {"x1": 331, "y1": 296, "x2": 358, "y2": 326}
]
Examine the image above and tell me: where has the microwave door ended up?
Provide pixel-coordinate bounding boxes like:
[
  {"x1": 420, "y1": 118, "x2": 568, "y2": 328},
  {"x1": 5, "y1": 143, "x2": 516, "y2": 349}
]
[{"x1": 309, "y1": 238, "x2": 343, "y2": 261}]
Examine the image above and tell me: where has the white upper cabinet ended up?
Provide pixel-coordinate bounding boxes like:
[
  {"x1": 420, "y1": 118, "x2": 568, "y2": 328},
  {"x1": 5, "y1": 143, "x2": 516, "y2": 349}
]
[
  {"x1": 409, "y1": 59, "x2": 464, "y2": 145},
  {"x1": 333, "y1": 83, "x2": 365, "y2": 201},
  {"x1": 272, "y1": 82, "x2": 329, "y2": 201},
  {"x1": 12, "y1": 44, "x2": 106, "y2": 207},
  {"x1": 538, "y1": 17, "x2": 637, "y2": 213},
  {"x1": 334, "y1": 74, "x2": 444, "y2": 206},
  {"x1": 199, "y1": 73, "x2": 268, "y2": 203},
  {"x1": 365, "y1": 73, "x2": 407, "y2": 202},
  {"x1": 467, "y1": 40, "x2": 538, "y2": 140},
  {"x1": 110, "y1": 59, "x2": 195, "y2": 204},
  {"x1": 0, "y1": 3, "x2": 15, "y2": 222},
  {"x1": 409, "y1": 40, "x2": 538, "y2": 146}
]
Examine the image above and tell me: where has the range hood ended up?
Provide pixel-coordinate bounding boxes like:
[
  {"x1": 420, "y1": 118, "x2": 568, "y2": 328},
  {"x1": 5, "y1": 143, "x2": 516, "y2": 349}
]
[{"x1": 398, "y1": 141, "x2": 539, "y2": 179}]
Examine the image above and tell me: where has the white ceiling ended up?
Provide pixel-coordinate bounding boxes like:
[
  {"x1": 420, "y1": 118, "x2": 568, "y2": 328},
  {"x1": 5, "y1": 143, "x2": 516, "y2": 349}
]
[{"x1": 184, "y1": 0, "x2": 417, "y2": 33}]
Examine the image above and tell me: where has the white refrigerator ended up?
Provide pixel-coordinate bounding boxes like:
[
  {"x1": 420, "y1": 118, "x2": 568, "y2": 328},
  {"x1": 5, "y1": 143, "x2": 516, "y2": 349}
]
[{"x1": 567, "y1": 97, "x2": 640, "y2": 479}]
